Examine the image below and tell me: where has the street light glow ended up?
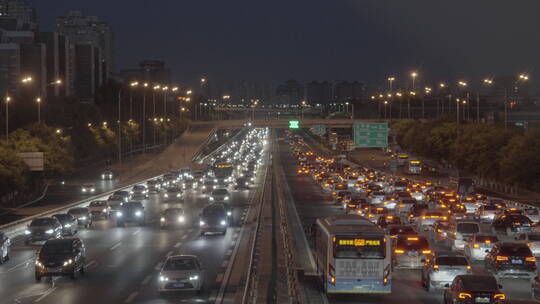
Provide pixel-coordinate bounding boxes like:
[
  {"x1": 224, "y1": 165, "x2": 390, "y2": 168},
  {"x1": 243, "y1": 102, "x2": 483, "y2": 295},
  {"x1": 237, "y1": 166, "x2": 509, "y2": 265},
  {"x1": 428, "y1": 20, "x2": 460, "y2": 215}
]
[
  {"x1": 458, "y1": 81, "x2": 468, "y2": 87},
  {"x1": 439, "y1": 83, "x2": 446, "y2": 88},
  {"x1": 483, "y1": 78, "x2": 493, "y2": 85},
  {"x1": 387, "y1": 76, "x2": 395, "y2": 81},
  {"x1": 36, "y1": 97, "x2": 41, "y2": 103},
  {"x1": 186, "y1": 90, "x2": 193, "y2": 95},
  {"x1": 411, "y1": 72, "x2": 418, "y2": 78},
  {"x1": 519, "y1": 74, "x2": 529, "y2": 81}
]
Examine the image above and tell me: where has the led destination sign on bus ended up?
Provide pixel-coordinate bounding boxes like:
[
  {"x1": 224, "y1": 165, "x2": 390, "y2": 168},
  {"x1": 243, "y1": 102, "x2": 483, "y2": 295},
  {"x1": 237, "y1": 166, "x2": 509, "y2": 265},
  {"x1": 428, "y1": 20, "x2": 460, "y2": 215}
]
[{"x1": 338, "y1": 239, "x2": 381, "y2": 246}]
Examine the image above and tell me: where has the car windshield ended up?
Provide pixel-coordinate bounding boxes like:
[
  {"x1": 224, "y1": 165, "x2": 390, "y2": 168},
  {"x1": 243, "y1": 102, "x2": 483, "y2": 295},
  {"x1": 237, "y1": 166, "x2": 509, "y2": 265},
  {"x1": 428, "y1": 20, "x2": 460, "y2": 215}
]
[
  {"x1": 41, "y1": 242, "x2": 72, "y2": 255},
  {"x1": 125, "y1": 202, "x2": 142, "y2": 208},
  {"x1": 89, "y1": 201, "x2": 106, "y2": 207},
  {"x1": 436, "y1": 256, "x2": 469, "y2": 266},
  {"x1": 461, "y1": 276, "x2": 498, "y2": 292},
  {"x1": 133, "y1": 186, "x2": 145, "y2": 190},
  {"x1": 396, "y1": 237, "x2": 429, "y2": 250},
  {"x1": 163, "y1": 258, "x2": 197, "y2": 271},
  {"x1": 69, "y1": 209, "x2": 87, "y2": 215},
  {"x1": 202, "y1": 206, "x2": 225, "y2": 217},
  {"x1": 500, "y1": 245, "x2": 532, "y2": 256},
  {"x1": 164, "y1": 209, "x2": 182, "y2": 216},
  {"x1": 457, "y1": 223, "x2": 479, "y2": 234},
  {"x1": 31, "y1": 218, "x2": 55, "y2": 226},
  {"x1": 213, "y1": 189, "x2": 228, "y2": 195},
  {"x1": 395, "y1": 182, "x2": 408, "y2": 187},
  {"x1": 53, "y1": 214, "x2": 71, "y2": 221},
  {"x1": 372, "y1": 191, "x2": 385, "y2": 196}
]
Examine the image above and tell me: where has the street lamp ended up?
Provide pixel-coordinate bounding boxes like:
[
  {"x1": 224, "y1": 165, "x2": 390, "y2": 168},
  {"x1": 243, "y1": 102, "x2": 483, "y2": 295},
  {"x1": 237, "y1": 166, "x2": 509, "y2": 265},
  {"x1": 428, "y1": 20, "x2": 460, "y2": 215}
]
[
  {"x1": 162, "y1": 86, "x2": 169, "y2": 145},
  {"x1": 142, "y1": 82, "x2": 149, "y2": 153},
  {"x1": 388, "y1": 77, "x2": 395, "y2": 92},
  {"x1": 36, "y1": 97, "x2": 42, "y2": 123},
  {"x1": 411, "y1": 72, "x2": 418, "y2": 90},
  {"x1": 408, "y1": 91, "x2": 416, "y2": 118},
  {"x1": 5, "y1": 96, "x2": 10, "y2": 142}
]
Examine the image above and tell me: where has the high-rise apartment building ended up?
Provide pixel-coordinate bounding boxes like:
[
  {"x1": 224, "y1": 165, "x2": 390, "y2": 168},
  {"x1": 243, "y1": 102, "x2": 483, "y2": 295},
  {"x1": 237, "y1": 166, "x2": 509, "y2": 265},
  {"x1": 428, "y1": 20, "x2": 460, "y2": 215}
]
[
  {"x1": 306, "y1": 81, "x2": 332, "y2": 105},
  {"x1": 0, "y1": 0, "x2": 37, "y2": 30}
]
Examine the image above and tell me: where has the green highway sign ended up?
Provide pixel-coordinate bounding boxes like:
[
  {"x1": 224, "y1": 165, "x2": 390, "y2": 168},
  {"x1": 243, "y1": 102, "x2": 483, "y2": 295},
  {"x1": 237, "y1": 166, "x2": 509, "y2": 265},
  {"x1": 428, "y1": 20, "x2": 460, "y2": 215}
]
[
  {"x1": 353, "y1": 122, "x2": 388, "y2": 148},
  {"x1": 289, "y1": 120, "x2": 300, "y2": 129}
]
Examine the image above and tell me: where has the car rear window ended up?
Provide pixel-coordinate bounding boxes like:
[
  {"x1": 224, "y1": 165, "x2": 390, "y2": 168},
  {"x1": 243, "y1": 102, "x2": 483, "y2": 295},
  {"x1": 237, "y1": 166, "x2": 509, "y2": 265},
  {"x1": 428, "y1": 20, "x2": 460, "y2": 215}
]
[
  {"x1": 475, "y1": 235, "x2": 499, "y2": 243},
  {"x1": 499, "y1": 245, "x2": 532, "y2": 257},
  {"x1": 483, "y1": 205, "x2": 498, "y2": 211},
  {"x1": 389, "y1": 226, "x2": 416, "y2": 235},
  {"x1": 461, "y1": 276, "x2": 498, "y2": 291},
  {"x1": 396, "y1": 237, "x2": 429, "y2": 250},
  {"x1": 435, "y1": 256, "x2": 469, "y2": 266},
  {"x1": 457, "y1": 223, "x2": 479, "y2": 234}
]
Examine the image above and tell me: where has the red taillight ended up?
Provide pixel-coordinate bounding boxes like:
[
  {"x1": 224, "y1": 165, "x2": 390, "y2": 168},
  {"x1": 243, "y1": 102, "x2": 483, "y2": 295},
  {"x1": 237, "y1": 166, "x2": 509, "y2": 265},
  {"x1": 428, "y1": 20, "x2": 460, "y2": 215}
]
[
  {"x1": 496, "y1": 256, "x2": 509, "y2": 261},
  {"x1": 526, "y1": 256, "x2": 536, "y2": 262}
]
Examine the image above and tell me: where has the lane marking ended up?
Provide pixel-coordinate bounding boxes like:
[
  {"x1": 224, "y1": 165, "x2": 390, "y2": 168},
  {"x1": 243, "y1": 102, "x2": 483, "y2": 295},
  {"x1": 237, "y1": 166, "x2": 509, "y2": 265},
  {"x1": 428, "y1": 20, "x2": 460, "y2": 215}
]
[
  {"x1": 85, "y1": 260, "x2": 96, "y2": 269},
  {"x1": 5, "y1": 257, "x2": 35, "y2": 273},
  {"x1": 166, "y1": 251, "x2": 173, "y2": 257},
  {"x1": 124, "y1": 291, "x2": 138, "y2": 303},
  {"x1": 110, "y1": 242, "x2": 122, "y2": 251},
  {"x1": 34, "y1": 287, "x2": 57, "y2": 303},
  {"x1": 181, "y1": 234, "x2": 188, "y2": 240},
  {"x1": 208, "y1": 290, "x2": 217, "y2": 301},
  {"x1": 132, "y1": 228, "x2": 141, "y2": 235},
  {"x1": 141, "y1": 275, "x2": 152, "y2": 285},
  {"x1": 215, "y1": 273, "x2": 223, "y2": 283},
  {"x1": 226, "y1": 249, "x2": 232, "y2": 257},
  {"x1": 174, "y1": 242, "x2": 182, "y2": 248}
]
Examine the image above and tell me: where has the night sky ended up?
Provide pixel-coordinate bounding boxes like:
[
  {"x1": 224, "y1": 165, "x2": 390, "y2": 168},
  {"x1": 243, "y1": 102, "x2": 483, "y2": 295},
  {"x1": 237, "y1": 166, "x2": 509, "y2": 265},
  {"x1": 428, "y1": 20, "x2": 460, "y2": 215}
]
[{"x1": 30, "y1": 0, "x2": 540, "y2": 90}]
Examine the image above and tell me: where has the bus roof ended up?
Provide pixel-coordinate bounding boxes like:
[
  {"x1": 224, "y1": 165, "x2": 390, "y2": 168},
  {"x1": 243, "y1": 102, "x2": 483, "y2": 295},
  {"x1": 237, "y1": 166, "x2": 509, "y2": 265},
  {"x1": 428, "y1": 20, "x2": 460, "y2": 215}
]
[{"x1": 317, "y1": 214, "x2": 385, "y2": 235}]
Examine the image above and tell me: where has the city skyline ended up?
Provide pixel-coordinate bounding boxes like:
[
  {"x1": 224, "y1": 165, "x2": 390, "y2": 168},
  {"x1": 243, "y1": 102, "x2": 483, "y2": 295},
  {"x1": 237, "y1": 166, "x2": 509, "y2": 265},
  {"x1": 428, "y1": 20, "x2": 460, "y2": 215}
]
[{"x1": 27, "y1": 0, "x2": 540, "y2": 91}]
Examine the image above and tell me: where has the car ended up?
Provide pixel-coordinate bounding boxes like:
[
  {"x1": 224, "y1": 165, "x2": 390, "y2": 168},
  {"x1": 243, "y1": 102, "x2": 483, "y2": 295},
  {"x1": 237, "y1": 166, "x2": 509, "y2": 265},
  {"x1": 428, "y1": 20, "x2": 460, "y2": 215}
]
[
  {"x1": 376, "y1": 215, "x2": 402, "y2": 229},
  {"x1": 35, "y1": 238, "x2": 86, "y2": 281},
  {"x1": 101, "y1": 170, "x2": 114, "y2": 180},
  {"x1": 485, "y1": 242, "x2": 537, "y2": 280},
  {"x1": 342, "y1": 197, "x2": 367, "y2": 214},
  {"x1": 199, "y1": 204, "x2": 229, "y2": 236},
  {"x1": 422, "y1": 253, "x2": 472, "y2": 291},
  {"x1": 334, "y1": 191, "x2": 352, "y2": 206},
  {"x1": 24, "y1": 217, "x2": 63, "y2": 245},
  {"x1": 416, "y1": 210, "x2": 446, "y2": 231},
  {"x1": 395, "y1": 198, "x2": 417, "y2": 216},
  {"x1": 460, "y1": 196, "x2": 479, "y2": 214},
  {"x1": 464, "y1": 234, "x2": 499, "y2": 261},
  {"x1": 112, "y1": 190, "x2": 132, "y2": 202},
  {"x1": 81, "y1": 184, "x2": 96, "y2": 195},
  {"x1": 524, "y1": 208, "x2": 540, "y2": 224},
  {"x1": 87, "y1": 200, "x2": 110, "y2": 219},
  {"x1": 492, "y1": 214, "x2": 533, "y2": 236},
  {"x1": 366, "y1": 206, "x2": 389, "y2": 223},
  {"x1": 0, "y1": 232, "x2": 11, "y2": 264},
  {"x1": 158, "y1": 255, "x2": 205, "y2": 293},
  {"x1": 52, "y1": 214, "x2": 78, "y2": 236},
  {"x1": 116, "y1": 201, "x2": 146, "y2": 227},
  {"x1": 387, "y1": 225, "x2": 417, "y2": 239},
  {"x1": 446, "y1": 220, "x2": 480, "y2": 251},
  {"x1": 407, "y1": 203, "x2": 429, "y2": 225},
  {"x1": 108, "y1": 194, "x2": 127, "y2": 206},
  {"x1": 164, "y1": 186, "x2": 183, "y2": 201},
  {"x1": 234, "y1": 177, "x2": 251, "y2": 190},
  {"x1": 475, "y1": 204, "x2": 498, "y2": 223},
  {"x1": 430, "y1": 220, "x2": 451, "y2": 243},
  {"x1": 209, "y1": 188, "x2": 230, "y2": 203},
  {"x1": 368, "y1": 191, "x2": 386, "y2": 205},
  {"x1": 68, "y1": 208, "x2": 92, "y2": 228},
  {"x1": 147, "y1": 180, "x2": 162, "y2": 193},
  {"x1": 131, "y1": 185, "x2": 149, "y2": 199},
  {"x1": 181, "y1": 179, "x2": 198, "y2": 191},
  {"x1": 514, "y1": 232, "x2": 540, "y2": 257},
  {"x1": 443, "y1": 275, "x2": 505, "y2": 304},
  {"x1": 160, "y1": 208, "x2": 186, "y2": 229},
  {"x1": 393, "y1": 235, "x2": 432, "y2": 269}
]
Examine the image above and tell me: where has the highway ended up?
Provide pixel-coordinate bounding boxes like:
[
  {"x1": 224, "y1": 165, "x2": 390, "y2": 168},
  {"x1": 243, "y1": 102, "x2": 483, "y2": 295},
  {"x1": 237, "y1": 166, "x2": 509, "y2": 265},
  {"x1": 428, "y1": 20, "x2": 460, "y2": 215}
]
[
  {"x1": 276, "y1": 130, "x2": 538, "y2": 304},
  {"x1": 0, "y1": 127, "x2": 266, "y2": 304}
]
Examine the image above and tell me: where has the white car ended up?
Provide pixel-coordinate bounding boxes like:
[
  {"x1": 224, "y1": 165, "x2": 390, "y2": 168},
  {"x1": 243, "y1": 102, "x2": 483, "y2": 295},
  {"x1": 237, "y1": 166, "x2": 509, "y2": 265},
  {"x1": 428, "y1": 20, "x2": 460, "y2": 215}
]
[
  {"x1": 87, "y1": 200, "x2": 110, "y2": 219},
  {"x1": 131, "y1": 185, "x2": 149, "y2": 199},
  {"x1": 524, "y1": 208, "x2": 540, "y2": 224},
  {"x1": 159, "y1": 255, "x2": 205, "y2": 293},
  {"x1": 81, "y1": 184, "x2": 96, "y2": 194},
  {"x1": 209, "y1": 189, "x2": 230, "y2": 203},
  {"x1": 515, "y1": 232, "x2": 540, "y2": 257},
  {"x1": 463, "y1": 234, "x2": 499, "y2": 260}
]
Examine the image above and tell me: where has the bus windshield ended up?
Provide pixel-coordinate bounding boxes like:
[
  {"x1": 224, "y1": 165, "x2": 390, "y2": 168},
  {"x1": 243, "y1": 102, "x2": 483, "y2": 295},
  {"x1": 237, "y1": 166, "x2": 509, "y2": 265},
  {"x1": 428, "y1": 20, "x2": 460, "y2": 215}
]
[
  {"x1": 334, "y1": 236, "x2": 386, "y2": 259},
  {"x1": 213, "y1": 163, "x2": 233, "y2": 177}
]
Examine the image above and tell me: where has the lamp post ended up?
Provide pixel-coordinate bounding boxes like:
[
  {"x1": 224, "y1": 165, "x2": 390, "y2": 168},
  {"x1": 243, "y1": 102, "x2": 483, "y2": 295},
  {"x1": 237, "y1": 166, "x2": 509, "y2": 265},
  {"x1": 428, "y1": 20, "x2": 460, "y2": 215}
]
[
  {"x1": 5, "y1": 96, "x2": 10, "y2": 143},
  {"x1": 36, "y1": 97, "x2": 41, "y2": 123},
  {"x1": 479, "y1": 78, "x2": 493, "y2": 124},
  {"x1": 118, "y1": 88, "x2": 123, "y2": 164},
  {"x1": 395, "y1": 92, "x2": 403, "y2": 119},
  {"x1": 423, "y1": 87, "x2": 431, "y2": 119},
  {"x1": 408, "y1": 91, "x2": 416, "y2": 118},
  {"x1": 162, "y1": 86, "x2": 169, "y2": 145},
  {"x1": 142, "y1": 82, "x2": 148, "y2": 153},
  {"x1": 505, "y1": 74, "x2": 529, "y2": 129},
  {"x1": 411, "y1": 72, "x2": 418, "y2": 90},
  {"x1": 438, "y1": 83, "x2": 446, "y2": 117}
]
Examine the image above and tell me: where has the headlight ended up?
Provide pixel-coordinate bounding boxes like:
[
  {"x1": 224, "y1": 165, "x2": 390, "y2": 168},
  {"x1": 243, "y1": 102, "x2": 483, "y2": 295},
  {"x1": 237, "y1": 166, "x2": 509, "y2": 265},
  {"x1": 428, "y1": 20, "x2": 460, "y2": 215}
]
[
  {"x1": 209, "y1": 197, "x2": 214, "y2": 201},
  {"x1": 117, "y1": 212, "x2": 123, "y2": 217},
  {"x1": 24, "y1": 229, "x2": 31, "y2": 235},
  {"x1": 176, "y1": 193, "x2": 181, "y2": 198},
  {"x1": 80, "y1": 216, "x2": 87, "y2": 221},
  {"x1": 103, "y1": 208, "x2": 107, "y2": 212},
  {"x1": 101, "y1": 174, "x2": 105, "y2": 178},
  {"x1": 214, "y1": 179, "x2": 218, "y2": 183},
  {"x1": 35, "y1": 260, "x2": 43, "y2": 267},
  {"x1": 164, "y1": 193, "x2": 169, "y2": 198},
  {"x1": 224, "y1": 196, "x2": 229, "y2": 201},
  {"x1": 178, "y1": 216, "x2": 185, "y2": 222},
  {"x1": 160, "y1": 217, "x2": 165, "y2": 222},
  {"x1": 64, "y1": 224, "x2": 71, "y2": 228},
  {"x1": 199, "y1": 220, "x2": 206, "y2": 226},
  {"x1": 189, "y1": 275, "x2": 199, "y2": 281},
  {"x1": 63, "y1": 259, "x2": 73, "y2": 266},
  {"x1": 82, "y1": 189, "x2": 86, "y2": 192},
  {"x1": 227, "y1": 211, "x2": 232, "y2": 216},
  {"x1": 135, "y1": 211, "x2": 142, "y2": 217},
  {"x1": 45, "y1": 229, "x2": 54, "y2": 234},
  {"x1": 202, "y1": 186, "x2": 206, "y2": 189},
  {"x1": 159, "y1": 275, "x2": 168, "y2": 282},
  {"x1": 220, "y1": 220, "x2": 227, "y2": 226}
]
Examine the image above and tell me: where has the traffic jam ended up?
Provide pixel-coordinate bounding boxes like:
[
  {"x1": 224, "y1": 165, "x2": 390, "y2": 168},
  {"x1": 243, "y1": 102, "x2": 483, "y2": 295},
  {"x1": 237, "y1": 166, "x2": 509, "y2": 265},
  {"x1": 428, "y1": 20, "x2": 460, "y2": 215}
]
[
  {"x1": 1, "y1": 128, "x2": 268, "y2": 298},
  {"x1": 286, "y1": 130, "x2": 540, "y2": 303}
]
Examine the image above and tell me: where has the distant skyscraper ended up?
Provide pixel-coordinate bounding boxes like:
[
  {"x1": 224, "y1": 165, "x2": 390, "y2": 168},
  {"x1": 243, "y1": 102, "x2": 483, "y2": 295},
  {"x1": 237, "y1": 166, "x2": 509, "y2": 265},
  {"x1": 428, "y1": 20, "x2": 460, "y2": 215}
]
[
  {"x1": 120, "y1": 59, "x2": 171, "y2": 84},
  {"x1": 56, "y1": 10, "x2": 115, "y2": 77},
  {"x1": 275, "y1": 79, "x2": 304, "y2": 105},
  {"x1": 334, "y1": 81, "x2": 364, "y2": 102},
  {"x1": 0, "y1": 0, "x2": 37, "y2": 30},
  {"x1": 0, "y1": 42, "x2": 20, "y2": 96},
  {"x1": 306, "y1": 81, "x2": 332, "y2": 105}
]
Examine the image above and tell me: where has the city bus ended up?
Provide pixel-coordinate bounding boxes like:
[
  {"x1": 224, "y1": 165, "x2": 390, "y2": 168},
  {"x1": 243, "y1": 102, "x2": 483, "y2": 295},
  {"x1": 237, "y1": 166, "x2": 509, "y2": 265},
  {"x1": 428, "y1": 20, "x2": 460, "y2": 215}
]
[
  {"x1": 407, "y1": 160, "x2": 422, "y2": 175},
  {"x1": 396, "y1": 154, "x2": 409, "y2": 166},
  {"x1": 212, "y1": 163, "x2": 234, "y2": 186},
  {"x1": 313, "y1": 214, "x2": 392, "y2": 294}
]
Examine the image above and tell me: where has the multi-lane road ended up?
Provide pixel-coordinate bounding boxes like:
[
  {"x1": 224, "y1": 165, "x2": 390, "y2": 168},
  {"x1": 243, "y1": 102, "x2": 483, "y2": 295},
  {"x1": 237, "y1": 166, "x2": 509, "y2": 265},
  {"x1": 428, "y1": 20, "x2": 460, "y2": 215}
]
[
  {"x1": 277, "y1": 131, "x2": 538, "y2": 304},
  {"x1": 0, "y1": 129, "x2": 266, "y2": 304}
]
